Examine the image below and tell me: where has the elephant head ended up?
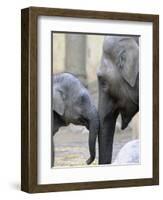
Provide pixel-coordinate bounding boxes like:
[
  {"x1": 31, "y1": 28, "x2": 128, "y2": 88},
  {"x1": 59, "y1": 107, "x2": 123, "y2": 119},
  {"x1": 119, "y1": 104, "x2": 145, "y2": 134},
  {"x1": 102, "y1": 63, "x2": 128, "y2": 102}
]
[
  {"x1": 97, "y1": 36, "x2": 139, "y2": 164},
  {"x1": 52, "y1": 73, "x2": 99, "y2": 166}
]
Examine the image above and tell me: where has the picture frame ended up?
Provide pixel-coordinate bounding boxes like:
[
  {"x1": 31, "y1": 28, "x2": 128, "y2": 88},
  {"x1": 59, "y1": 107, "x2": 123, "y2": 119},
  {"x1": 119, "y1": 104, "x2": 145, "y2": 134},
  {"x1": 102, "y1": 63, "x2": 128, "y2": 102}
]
[{"x1": 21, "y1": 6, "x2": 159, "y2": 193}]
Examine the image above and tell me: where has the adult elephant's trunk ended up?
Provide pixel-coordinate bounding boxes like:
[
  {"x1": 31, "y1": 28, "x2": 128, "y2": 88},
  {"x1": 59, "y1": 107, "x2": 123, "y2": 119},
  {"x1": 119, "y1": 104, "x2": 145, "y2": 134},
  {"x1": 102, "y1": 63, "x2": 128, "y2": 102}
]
[
  {"x1": 98, "y1": 112, "x2": 118, "y2": 164},
  {"x1": 98, "y1": 84, "x2": 119, "y2": 164},
  {"x1": 86, "y1": 106, "x2": 100, "y2": 165}
]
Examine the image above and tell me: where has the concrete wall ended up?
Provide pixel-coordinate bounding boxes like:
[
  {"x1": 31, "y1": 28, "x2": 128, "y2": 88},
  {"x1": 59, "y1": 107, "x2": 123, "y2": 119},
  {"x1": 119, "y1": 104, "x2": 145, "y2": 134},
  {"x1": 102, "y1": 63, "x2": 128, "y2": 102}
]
[
  {"x1": 53, "y1": 33, "x2": 104, "y2": 84},
  {"x1": 86, "y1": 35, "x2": 104, "y2": 83},
  {"x1": 53, "y1": 34, "x2": 65, "y2": 73}
]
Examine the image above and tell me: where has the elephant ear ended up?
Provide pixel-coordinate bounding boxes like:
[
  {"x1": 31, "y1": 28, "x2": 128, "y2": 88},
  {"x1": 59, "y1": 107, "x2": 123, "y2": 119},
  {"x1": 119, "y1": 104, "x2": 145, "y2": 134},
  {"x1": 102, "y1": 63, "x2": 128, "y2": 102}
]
[
  {"x1": 53, "y1": 89, "x2": 65, "y2": 116},
  {"x1": 118, "y1": 41, "x2": 139, "y2": 87}
]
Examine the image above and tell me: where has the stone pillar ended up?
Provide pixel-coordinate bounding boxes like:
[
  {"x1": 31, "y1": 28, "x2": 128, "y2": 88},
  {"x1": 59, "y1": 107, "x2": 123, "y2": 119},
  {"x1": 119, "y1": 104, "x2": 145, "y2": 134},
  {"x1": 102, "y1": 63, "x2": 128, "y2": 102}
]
[
  {"x1": 53, "y1": 34, "x2": 65, "y2": 74},
  {"x1": 65, "y1": 34, "x2": 87, "y2": 86}
]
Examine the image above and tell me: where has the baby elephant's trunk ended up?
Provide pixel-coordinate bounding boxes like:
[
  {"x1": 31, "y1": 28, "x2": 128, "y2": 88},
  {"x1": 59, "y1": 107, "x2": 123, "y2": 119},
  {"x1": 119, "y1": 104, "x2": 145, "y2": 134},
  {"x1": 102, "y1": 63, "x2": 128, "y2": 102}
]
[{"x1": 86, "y1": 106, "x2": 99, "y2": 165}]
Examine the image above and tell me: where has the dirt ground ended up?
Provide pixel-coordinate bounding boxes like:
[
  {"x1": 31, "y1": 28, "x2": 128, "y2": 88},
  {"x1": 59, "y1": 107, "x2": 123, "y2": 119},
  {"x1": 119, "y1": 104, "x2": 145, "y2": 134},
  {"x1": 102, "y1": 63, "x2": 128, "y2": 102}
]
[{"x1": 53, "y1": 123, "x2": 134, "y2": 167}]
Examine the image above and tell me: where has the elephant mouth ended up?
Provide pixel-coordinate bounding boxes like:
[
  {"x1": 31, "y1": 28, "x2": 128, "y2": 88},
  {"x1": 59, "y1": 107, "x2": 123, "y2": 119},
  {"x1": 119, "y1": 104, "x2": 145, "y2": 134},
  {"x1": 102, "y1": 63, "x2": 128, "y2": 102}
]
[
  {"x1": 120, "y1": 110, "x2": 135, "y2": 130},
  {"x1": 78, "y1": 118, "x2": 89, "y2": 129},
  {"x1": 121, "y1": 117, "x2": 130, "y2": 130}
]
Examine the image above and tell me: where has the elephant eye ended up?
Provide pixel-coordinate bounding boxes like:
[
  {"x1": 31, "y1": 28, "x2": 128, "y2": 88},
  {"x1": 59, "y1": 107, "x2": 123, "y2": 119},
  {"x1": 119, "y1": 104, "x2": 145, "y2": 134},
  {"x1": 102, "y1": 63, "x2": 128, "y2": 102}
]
[
  {"x1": 57, "y1": 89, "x2": 66, "y2": 100},
  {"x1": 117, "y1": 50, "x2": 126, "y2": 70},
  {"x1": 79, "y1": 93, "x2": 89, "y2": 105},
  {"x1": 101, "y1": 80, "x2": 107, "y2": 87},
  {"x1": 98, "y1": 77, "x2": 107, "y2": 88}
]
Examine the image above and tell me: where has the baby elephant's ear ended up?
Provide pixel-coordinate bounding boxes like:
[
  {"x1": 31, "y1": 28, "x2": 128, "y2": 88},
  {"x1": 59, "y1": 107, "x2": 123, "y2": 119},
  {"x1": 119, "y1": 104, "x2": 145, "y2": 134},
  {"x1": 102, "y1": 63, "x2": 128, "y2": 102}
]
[
  {"x1": 53, "y1": 89, "x2": 65, "y2": 116},
  {"x1": 119, "y1": 40, "x2": 139, "y2": 87}
]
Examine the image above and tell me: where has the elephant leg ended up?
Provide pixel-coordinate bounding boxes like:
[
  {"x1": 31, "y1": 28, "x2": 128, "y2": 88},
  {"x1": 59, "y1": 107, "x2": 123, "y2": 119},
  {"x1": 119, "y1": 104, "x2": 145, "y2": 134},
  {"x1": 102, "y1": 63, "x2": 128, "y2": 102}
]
[
  {"x1": 51, "y1": 134, "x2": 55, "y2": 167},
  {"x1": 51, "y1": 111, "x2": 66, "y2": 167},
  {"x1": 98, "y1": 113, "x2": 118, "y2": 164}
]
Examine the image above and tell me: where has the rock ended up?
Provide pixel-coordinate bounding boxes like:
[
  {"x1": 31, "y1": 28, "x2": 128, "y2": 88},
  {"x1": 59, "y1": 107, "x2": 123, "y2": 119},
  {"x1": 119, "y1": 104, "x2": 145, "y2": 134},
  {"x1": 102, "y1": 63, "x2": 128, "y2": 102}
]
[{"x1": 113, "y1": 140, "x2": 139, "y2": 165}]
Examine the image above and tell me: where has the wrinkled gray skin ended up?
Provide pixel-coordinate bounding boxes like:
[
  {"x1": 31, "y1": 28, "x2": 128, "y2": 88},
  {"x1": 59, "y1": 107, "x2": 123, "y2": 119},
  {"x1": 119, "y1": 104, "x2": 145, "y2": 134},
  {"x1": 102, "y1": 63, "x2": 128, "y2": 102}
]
[
  {"x1": 97, "y1": 36, "x2": 139, "y2": 164},
  {"x1": 52, "y1": 73, "x2": 99, "y2": 167}
]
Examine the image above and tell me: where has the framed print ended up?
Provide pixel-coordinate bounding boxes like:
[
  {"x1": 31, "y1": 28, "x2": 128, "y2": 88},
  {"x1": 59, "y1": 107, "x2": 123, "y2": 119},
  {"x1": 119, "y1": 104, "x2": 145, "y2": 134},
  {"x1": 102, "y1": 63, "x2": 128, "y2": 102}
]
[{"x1": 21, "y1": 7, "x2": 159, "y2": 193}]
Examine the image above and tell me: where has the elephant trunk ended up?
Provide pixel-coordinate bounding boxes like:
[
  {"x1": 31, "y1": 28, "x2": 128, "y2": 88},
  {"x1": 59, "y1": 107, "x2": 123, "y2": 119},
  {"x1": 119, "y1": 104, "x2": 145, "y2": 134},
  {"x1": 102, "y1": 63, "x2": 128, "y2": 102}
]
[
  {"x1": 98, "y1": 82, "x2": 119, "y2": 164},
  {"x1": 98, "y1": 113, "x2": 118, "y2": 164},
  {"x1": 86, "y1": 106, "x2": 99, "y2": 165}
]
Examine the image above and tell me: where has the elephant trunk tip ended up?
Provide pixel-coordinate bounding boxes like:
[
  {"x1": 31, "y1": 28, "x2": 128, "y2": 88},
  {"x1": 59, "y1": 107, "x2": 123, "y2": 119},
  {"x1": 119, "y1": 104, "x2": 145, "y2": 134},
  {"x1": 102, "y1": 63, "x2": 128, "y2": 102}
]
[
  {"x1": 86, "y1": 105, "x2": 99, "y2": 165},
  {"x1": 86, "y1": 156, "x2": 95, "y2": 165}
]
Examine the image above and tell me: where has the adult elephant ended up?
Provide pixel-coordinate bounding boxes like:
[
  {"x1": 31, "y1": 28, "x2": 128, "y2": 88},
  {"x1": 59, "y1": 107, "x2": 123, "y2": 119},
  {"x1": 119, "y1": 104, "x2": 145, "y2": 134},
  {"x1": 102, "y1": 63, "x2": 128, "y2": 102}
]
[
  {"x1": 97, "y1": 36, "x2": 139, "y2": 164},
  {"x1": 52, "y1": 73, "x2": 99, "y2": 166}
]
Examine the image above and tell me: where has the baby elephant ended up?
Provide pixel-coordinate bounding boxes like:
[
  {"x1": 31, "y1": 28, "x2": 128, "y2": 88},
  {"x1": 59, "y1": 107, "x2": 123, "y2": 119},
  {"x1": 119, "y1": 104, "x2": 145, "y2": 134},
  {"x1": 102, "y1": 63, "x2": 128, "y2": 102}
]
[{"x1": 52, "y1": 73, "x2": 99, "y2": 166}]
